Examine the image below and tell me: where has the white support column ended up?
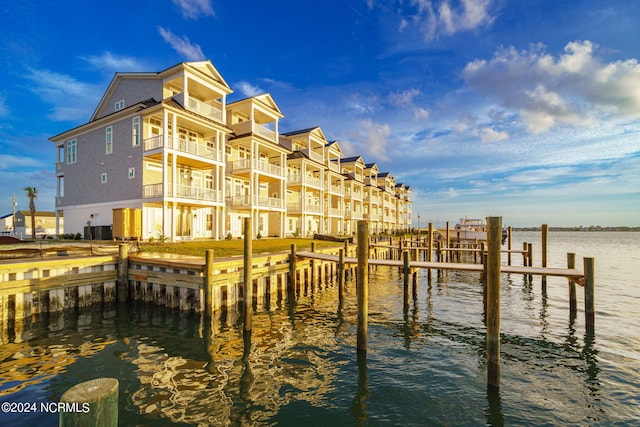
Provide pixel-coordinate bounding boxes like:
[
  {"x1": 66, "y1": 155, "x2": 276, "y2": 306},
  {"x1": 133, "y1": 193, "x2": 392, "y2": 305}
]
[{"x1": 183, "y1": 72, "x2": 188, "y2": 103}]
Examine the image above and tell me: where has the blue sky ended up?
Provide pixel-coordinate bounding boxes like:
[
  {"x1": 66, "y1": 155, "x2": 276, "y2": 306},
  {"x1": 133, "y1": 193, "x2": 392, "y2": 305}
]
[{"x1": 1, "y1": 0, "x2": 639, "y2": 227}]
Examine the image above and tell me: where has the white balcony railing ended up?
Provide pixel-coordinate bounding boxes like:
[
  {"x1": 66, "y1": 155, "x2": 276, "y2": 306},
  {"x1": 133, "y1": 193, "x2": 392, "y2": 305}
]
[
  {"x1": 227, "y1": 195, "x2": 284, "y2": 209},
  {"x1": 301, "y1": 148, "x2": 323, "y2": 163},
  {"x1": 143, "y1": 183, "x2": 163, "y2": 198},
  {"x1": 287, "y1": 174, "x2": 322, "y2": 188},
  {"x1": 143, "y1": 183, "x2": 222, "y2": 203},
  {"x1": 286, "y1": 202, "x2": 322, "y2": 214},
  {"x1": 173, "y1": 185, "x2": 221, "y2": 202},
  {"x1": 231, "y1": 121, "x2": 278, "y2": 142},
  {"x1": 143, "y1": 135, "x2": 221, "y2": 161},
  {"x1": 326, "y1": 183, "x2": 342, "y2": 194},
  {"x1": 229, "y1": 159, "x2": 284, "y2": 177},
  {"x1": 256, "y1": 124, "x2": 276, "y2": 142},
  {"x1": 187, "y1": 96, "x2": 223, "y2": 122},
  {"x1": 345, "y1": 209, "x2": 363, "y2": 219}
]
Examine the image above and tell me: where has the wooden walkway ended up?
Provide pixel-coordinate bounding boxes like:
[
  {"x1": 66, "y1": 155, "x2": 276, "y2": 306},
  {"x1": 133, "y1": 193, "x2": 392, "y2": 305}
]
[{"x1": 296, "y1": 251, "x2": 584, "y2": 282}]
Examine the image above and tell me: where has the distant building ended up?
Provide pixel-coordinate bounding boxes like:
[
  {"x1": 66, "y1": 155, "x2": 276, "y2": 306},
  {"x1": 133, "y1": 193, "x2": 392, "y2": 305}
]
[
  {"x1": 0, "y1": 214, "x2": 14, "y2": 235},
  {"x1": 0, "y1": 211, "x2": 64, "y2": 238}
]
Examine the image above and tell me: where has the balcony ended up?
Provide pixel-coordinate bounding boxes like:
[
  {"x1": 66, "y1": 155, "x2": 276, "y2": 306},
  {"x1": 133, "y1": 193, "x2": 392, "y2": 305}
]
[
  {"x1": 326, "y1": 183, "x2": 342, "y2": 194},
  {"x1": 301, "y1": 148, "x2": 323, "y2": 163},
  {"x1": 229, "y1": 159, "x2": 284, "y2": 177},
  {"x1": 287, "y1": 174, "x2": 323, "y2": 188},
  {"x1": 327, "y1": 207, "x2": 343, "y2": 216},
  {"x1": 327, "y1": 160, "x2": 340, "y2": 173},
  {"x1": 187, "y1": 96, "x2": 223, "y2": 122},
  {"x1": 143, "y1": 135, "x2": 221, "y2": 162},
  {"x1": 287, "y1": 202, "x2": 322, "y2": 214},
  {"x1": 231, "y1": 121, "x2": 277, "y2": 143},
  {"x1": 345, "y1": 209, "x2": 363, "y2": 219},
  {"x1": 143, "y1": 183, "x2": 222, "y2": 203},
  {"x1": 227, "y1": 195, "x2": 284, "y2": 209}
]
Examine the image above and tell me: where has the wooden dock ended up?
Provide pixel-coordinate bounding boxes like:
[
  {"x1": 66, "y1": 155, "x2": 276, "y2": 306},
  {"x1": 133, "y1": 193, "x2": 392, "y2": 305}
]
[{"x1": 296, "y1": 251, "x2": 584, "y2": 281}]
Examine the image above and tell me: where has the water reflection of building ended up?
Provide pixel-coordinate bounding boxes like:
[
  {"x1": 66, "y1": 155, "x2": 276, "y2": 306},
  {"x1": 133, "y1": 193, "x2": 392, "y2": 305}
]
[
  {"x1": 0, "y1": 337, "x2": 116, "y2": 396},
  {"x1": 126, "y1": 304, "x2": 343, "y2": 425}
]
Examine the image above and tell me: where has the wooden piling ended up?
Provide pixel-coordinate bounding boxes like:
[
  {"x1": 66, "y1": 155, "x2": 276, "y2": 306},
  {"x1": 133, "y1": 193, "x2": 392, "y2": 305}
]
[
  {"x1": 445, "y1": 221, "x2": 450, "y2": 262},
  {"x1": 403, "y1": 250, "x2": 410, "y2": 289},
  {"x1": 357, "y1": 220, "x2": 369, "y2": 353},
  {"x1": 523, "y1": 242, "x2": 528, "y2": 266},
  {"x1": 567, "y1": 253, "x2": 577, "y2": 313},
  {"x1": 507, "y1": 226, "x2": 512, "y2": 266},
  {"x1": 403, "y1": 250, "x2": 410, "y2": 308},
  {"x1": 60, "y1": 378, "x2": 119, "y2": 427},
  {"x1": 244, "y1": 218, "x2": 252, "y2": 332},
  {"x1": 584, "y1": 257, "x2": 595, "y2": 329},
  {"x1": 541, "y1": 224, "x2": 548, "y2": 287},
  {"x1": 427, "y1": 222, "x2": 433, "y2": 262},
  {"x1": 117, "y1": 244, "x2": 128, "y2": 302},
  {"x1": 486, "y1": 216, "x2": 502, "y2": 389},
  {"x1": 204, "y1": 249, "x2": 214, "y2": 314},
  {"x1": 338, "y1": 248, "x2": 345, "y2": 300}
]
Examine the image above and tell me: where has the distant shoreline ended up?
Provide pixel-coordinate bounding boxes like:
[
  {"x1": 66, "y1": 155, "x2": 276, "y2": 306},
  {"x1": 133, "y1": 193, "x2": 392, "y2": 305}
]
[{"x1": 512, "y1": 226, "x2": 640, "y2": 232}]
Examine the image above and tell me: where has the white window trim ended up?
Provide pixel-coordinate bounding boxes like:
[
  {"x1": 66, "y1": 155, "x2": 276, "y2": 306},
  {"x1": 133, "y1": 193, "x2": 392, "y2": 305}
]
[
  {"x1": 67, "y1": 139, "x2": 77, "y2": 164},
  {"x1": 101, "y1": 173, "x2": 107, "y2": 184},
  {"x1": 115, "y1": 99, "x2": 125, "y2": 111},
  {"x1": 128, "y1": 167, "x2": 135, "y2": 179},
  {"x1": 106, "y1": 126, "x2": 113, "y2": 154},
  {"x1": 132, "y1": 117, "x2": 140, "y2": 146}
]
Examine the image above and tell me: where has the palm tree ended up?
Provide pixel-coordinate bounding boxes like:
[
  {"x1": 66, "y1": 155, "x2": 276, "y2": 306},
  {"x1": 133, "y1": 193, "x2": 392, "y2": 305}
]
[{"x1": 24, "y1": 186, "x2": 37, "y2": 239}]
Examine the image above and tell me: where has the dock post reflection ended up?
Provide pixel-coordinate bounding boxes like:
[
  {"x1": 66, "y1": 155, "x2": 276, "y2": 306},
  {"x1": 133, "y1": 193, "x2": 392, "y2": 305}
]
[
  {"x1": 351, "y1": 350, "x2": 369, "y2": 426},
  {"x1": 485, "y1": 386, "x2": 505, "y2": 426}
]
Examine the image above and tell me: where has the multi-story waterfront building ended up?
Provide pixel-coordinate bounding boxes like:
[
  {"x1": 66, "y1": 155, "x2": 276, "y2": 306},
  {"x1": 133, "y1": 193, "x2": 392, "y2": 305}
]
[{"x1": 50, "y1": 60, "x2": 412, "y2": 240}]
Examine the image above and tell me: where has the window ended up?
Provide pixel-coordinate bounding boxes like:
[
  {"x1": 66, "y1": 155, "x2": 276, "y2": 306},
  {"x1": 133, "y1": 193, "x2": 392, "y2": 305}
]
[
  {"x1": 206, "y1": 214, "x2": 213, "y2": 231},
  {"x1": 101, "y1": 173, "x2": 107, "y2": 184},
  {"x1": 58, "y1": 145, "x2": 64, "y2": 163},
  {"x1": 128, "y1": 167, "x2": 135, "y2": 179},
  {"x1": 115, "y1": 99, "x2": 125, "y2": 111},
  {"x1": 105, "y1": 126, "x2": 113, "y2": 154},
  {"x1": 57, "y1": 176, "x2": 64, "y2": 198},
  {"x1": 67, "y1": 139, "x2": 77, "y2": 164},
  {"x1": 225, "y1": 145, "x2": 231, "y2": 156},
  {"x1": 132, "y1": 117, "x2": 140, "y2": 146}
]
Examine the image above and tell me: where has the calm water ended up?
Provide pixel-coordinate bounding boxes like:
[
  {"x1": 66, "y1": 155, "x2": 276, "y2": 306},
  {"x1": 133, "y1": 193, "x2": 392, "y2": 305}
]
[{"x1": 1, "y1": 231, "x2": 638, "y2": 426}]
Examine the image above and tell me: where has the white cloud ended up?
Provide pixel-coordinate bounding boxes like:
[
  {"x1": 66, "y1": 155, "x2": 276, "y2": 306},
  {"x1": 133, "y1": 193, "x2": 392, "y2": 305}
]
[
  {"x1": 387, "y1": 88, "x2": 421, "y2": 107},
  {"x1": 479, "y1": 126, "x2": 508, "y2": 142},
  {"x1": 158, "y1": 27, "x2": 205, "y2": 61},
  {"x1": 236, "y1": 81, "x2": 263, "y2": 97},
  {"x1": 24, "y1": 68, "x2": 100, "y2": 121},
  {"x1": 0, "y1": 154, "x2": 43, "y2": 170},
  {"x1": 462, "y1": 40, "x2": 640, "y2": 133},
  {"x1": 350, "y1": 119, "x2": 392, "y2": 161},
  {"x1": 414, "y1": 107, "x2": 430, "y2": 121},
  {"x1": 171, "y1": 0, "x2": 214, "y2": 20},
  {"x1": 82, "y1": 52, "x2": 146, "y2": 73},
  {"x1": 409, "y1": 0, "x2": 496, "y2": 40}
]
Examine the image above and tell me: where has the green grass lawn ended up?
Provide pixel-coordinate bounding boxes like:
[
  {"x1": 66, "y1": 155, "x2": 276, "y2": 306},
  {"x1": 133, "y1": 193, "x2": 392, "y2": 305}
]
[{"x1": 138, "y1": 238, "x2": 344, "y2": 258}]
